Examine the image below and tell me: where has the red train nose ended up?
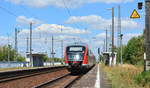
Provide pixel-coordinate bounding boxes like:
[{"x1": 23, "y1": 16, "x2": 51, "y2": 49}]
[{"x1": 68, "y1": 61, "x2": 82, "y2": 66}]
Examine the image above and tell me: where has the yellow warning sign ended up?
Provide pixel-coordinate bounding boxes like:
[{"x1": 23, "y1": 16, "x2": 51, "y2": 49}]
[{"x1": 130, "y1": 9, "x2": 140, "y2": 18}]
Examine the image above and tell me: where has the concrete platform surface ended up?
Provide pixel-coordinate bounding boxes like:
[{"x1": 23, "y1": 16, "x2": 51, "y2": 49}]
[{"x1": 71, "y1": 64, "x2": 112, "y2": 88}]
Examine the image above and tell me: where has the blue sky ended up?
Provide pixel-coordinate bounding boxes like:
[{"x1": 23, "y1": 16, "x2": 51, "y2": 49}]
[{"x1": 0, "y1": 0, "x2": 145, "y2": 58}]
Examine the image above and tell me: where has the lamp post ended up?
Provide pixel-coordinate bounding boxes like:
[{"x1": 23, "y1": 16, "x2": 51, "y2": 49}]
[
  {"x1": 14, "y1": 27, "x2": 19, "y2": 61},
  {"x1": 107, "y1": 7, "x2": 115, "y2": 66},
  {"x1": 29, "y1": 22, "x2": 33, "y2": 67},
  {"x1": 105, "y1": 29, "x2": 108, "y2": 52},
  {"x1": 7, "y1": 33, "x2": 10, "y2": 62}
]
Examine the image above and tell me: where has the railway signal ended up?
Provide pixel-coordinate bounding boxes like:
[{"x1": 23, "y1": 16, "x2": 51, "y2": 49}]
[
  {"x1": 137, "y1": 0, "x2": 150, "y2": 71},
  {"x1": 98, "y1": 48, "x2": 100, "y2": 54},
  {"x1": 120, "y1": 34, "x2": 123, "y2": 64},
  {"x1": 138, "y1": 2, "x2": 143, "y2": 10}
]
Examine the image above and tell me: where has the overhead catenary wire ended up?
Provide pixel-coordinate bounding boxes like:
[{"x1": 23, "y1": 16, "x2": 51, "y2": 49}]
[
  {"x1": 20, "y1": 5, "x2": 63, "y2": 59},
  {"x1": 62, "y1": 0, "x2": 81, "y2": 29},
  {"x1": 0, "y1": 2, "x2": 86, "y2": 59},
  {"x1": 0, "y1": 6, "x2": 17, "y2": 17},
  {"x1": 0, "y1": 4, "x2": 45, "y2": 24},
  {"x1": 19, "y1": 6, "x2": 47, "y2": 23},
  {"x1": 62, "y1": 0, "x2": 89, "y2": 46},
  {"x1": 62, "y1": 0, "x2": 72, "y2": 17}
]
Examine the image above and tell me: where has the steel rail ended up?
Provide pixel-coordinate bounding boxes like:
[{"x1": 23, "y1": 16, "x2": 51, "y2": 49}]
[
  {"x1": 0, "y1": 66, "x2": 66, "y2": 83},
  {"x1": 34, "y1": 73, "x2": 81, "y2": 88}
]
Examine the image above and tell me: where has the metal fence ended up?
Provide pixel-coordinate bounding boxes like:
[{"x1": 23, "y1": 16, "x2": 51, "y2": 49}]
[
  {"x1": 0, "y1": 62, "x2": 62, "y2": 68},
  {"x1": 0, "y1": 62, "x2": 30, "y2": 68},
  {"x1": 44, "y1": 62, "x2": 62, "y2": 66}
]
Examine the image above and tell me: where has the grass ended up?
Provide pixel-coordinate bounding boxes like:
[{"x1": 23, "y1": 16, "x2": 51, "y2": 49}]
[
  {"x1": 0, "y1": 67, "x2": 36, "y2": 71},
  {"x1": 101, "y1": 64, "x2": 150, "y2": 88},
  {"x1": 135, "y1": 70, "x2": 150, "y2": 87}
]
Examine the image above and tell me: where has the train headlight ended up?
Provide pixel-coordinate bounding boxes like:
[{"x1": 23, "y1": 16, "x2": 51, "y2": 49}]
[{"x1": 75, "y1": 54, "x2": 81, "y2": 61}]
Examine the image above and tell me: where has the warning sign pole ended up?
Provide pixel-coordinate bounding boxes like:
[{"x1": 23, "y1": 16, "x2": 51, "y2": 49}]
[{"x1": 145, "y1": 0, "x2": 150, "y2": 71}]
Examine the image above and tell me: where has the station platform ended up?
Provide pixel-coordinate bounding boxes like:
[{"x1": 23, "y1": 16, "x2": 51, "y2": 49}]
[{"x1": 71, "y1": 64, "x2": 112, "y2": 88}]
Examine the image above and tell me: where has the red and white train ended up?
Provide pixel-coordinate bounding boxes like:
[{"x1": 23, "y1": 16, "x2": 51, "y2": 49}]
[{"x1": 64, "y1": 44, "x2": 96, "y2": 73}]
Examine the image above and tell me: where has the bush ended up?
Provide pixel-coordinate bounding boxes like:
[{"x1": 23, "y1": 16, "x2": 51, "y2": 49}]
[
  {"x1": 135, "y1": 70, "x2": 150, "y2": 87},
  {"x1": 42, "y1": 55, "x2": 49, "y2": 62},
  {"x1": 16, "y1": 56, "x2": 26, "y2": 62},
  {"x1": 122, "y1": 35, "x2": 145, "y2": 65}
]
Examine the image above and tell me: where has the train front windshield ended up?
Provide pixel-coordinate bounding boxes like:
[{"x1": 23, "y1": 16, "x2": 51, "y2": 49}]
[{"x1": 67, "y1": 46, "x2": 85, "y2": 61}]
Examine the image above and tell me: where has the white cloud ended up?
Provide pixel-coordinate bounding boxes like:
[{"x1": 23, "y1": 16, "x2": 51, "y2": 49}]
[
  {"x1": 66, "y1": 15, "x2": 139, "y2": 30},
  {"x1": 35, "y1": 24, "x2": 90, "y2": 34},
  {"x1": 16, "y1": 15, "x2": 89, "y2": 34},
  {"x1": 94, "y1": 32, "x2": 142, "y2": 46},
  {"x1": 125, "y1": 33, "x2": 141, "y2": 38},
  {"x1": 123, "y1": 33, "x2": 141, "y2": 44},
  {"x1": 14, "y1": 23, "x2": 90, "y2": 55},
  {"x1": 16, "y1": 16, "x2": 42, "y2": 25},
  {"x1": 56, "y1": 35, "x2": 79, "y2": 40},
  {"x1": 7, "y1": 0, "x2": 134, "y2": 8},
  {"x1": 0, "y1": 36, "x2": 14, "y2": 46},
  {"x1": 96, "y1": 33, "x2": 107, "y2": 38}
]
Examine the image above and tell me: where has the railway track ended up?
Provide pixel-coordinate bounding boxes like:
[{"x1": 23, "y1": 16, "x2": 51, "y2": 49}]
[
  {"x1": 0, "y1": 66, "x2": 66, "y2": 83},
  {"x1": 0, "y1": 66, "x2": 69, "y2": 88},
  {"x1": 0, "y1": 66, "x2": 94, "y2": 88},
  {"x1": 34, "y1": 66, "x2": 95, "y2": 88},
  {"x1": 34, "y1": 73, "x2": 82, "y2": 88}
]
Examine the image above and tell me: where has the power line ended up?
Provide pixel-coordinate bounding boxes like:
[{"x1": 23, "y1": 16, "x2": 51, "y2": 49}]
[
  {"x1": 0, "y1": 5, "x2": 44, "y2": 24},
  {"x1": 62, "y1": 0, "x2": 72, "y2": 17},
  {"x1": 0, "y1": 6, "x2": 17, "y2": 17},
  {"x1": 62, "y1": 0, "x2": 81, "y2": 29},
  {"x1": 21, "y1": 6, "x2": 38, "y2": 18},
  {"x1": 19, "y1": 6, "x2": 45, "y2": 23}
]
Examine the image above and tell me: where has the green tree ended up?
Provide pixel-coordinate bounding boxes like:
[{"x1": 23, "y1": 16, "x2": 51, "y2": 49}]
[
  {"x1": 42, "y1": 55, "x2": 49, "y2": 62},
  {"x1": 123, "y1": 35, "x2": 145, "y2": 65},
  {"x1": 0, "y1": 45, "x2": 25, "y2": 62}
]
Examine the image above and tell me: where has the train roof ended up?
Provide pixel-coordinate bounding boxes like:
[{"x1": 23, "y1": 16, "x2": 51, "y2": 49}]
[{"x1": 66, "y1": 42, "x2": 88, "y2": 47}]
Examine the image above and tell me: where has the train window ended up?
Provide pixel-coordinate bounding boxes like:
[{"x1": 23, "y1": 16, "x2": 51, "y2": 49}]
[
  {"x1": 68, "y1": 53, "x2": 84, "y2": 61},
  {"x1": 69, "y1": 47, "x2": 83, "y2": 51},
  {"x1": 67, "y1": 46, "x2": 85, "y2": 52}
]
